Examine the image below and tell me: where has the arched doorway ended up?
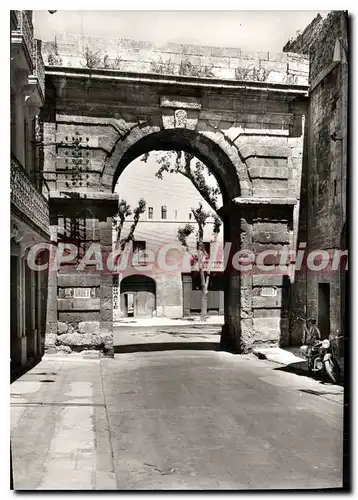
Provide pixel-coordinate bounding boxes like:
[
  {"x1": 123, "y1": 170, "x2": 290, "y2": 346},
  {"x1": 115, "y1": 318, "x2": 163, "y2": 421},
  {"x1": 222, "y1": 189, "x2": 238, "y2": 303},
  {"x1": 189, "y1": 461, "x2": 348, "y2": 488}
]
[{"x1": 120, "y1": 275, "x2": 156, "y2": 318}]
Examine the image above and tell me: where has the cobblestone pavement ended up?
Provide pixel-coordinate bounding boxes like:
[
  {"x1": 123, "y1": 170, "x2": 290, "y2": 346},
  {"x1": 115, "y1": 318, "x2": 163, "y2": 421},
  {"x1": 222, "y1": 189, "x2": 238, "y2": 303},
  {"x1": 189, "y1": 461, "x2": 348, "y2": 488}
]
[{"x1": 11, "y1": 350, "x2": 344, "y2": 490}]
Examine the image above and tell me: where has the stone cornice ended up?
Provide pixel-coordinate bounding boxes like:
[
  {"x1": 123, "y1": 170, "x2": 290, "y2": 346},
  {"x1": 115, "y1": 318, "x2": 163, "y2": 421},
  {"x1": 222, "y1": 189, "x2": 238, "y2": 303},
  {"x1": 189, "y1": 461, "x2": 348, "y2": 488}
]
[
  {"x1": 45, "y1": 66, "x2": 309, "y2": 97},
  {"x1": 218, "y1": 197, "x2": 297, "y2": 216},
  {"x1": 49, "y1": 191, "x2": 119, "y2": 221}
]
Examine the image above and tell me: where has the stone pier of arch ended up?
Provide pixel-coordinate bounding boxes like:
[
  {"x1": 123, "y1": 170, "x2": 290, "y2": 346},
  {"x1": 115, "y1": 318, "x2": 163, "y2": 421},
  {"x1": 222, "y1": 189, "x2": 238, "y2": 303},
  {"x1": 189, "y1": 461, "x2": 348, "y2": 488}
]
[{"x1": 41, "y1": 38, "x2": 309, "y2": 355}]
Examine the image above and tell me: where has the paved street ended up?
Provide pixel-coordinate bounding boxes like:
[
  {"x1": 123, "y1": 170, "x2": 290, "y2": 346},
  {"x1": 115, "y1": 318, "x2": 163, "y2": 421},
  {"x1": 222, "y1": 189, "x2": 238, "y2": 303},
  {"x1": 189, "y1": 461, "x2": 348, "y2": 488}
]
[
  {"x1": 11, "y1": 350, "x2": 343, "y2": 490},
  {"x1": 114, "y1": 323, "x2": 222, "y2": 352}
]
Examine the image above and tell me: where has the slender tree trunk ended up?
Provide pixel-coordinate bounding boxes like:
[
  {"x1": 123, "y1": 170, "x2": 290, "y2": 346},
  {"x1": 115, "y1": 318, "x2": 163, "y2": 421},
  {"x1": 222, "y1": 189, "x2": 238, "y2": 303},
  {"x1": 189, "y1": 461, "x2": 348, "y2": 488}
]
[
  {"x1": 200, "y1": 270, "x2": 209, "y2": 321},
  {"x1": 201, "y1": 287, "x2": 208, "y2": 321}
]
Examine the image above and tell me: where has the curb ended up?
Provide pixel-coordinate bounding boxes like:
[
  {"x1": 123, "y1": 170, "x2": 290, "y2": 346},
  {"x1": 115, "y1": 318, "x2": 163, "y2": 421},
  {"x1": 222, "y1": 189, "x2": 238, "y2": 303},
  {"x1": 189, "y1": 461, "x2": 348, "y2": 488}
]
[
  {"x1": 44, "y1": 351, "x2": 101, "y2": 361},
  {"x1": 252, "y1": 347, "x2": 305, "y2": 365}
]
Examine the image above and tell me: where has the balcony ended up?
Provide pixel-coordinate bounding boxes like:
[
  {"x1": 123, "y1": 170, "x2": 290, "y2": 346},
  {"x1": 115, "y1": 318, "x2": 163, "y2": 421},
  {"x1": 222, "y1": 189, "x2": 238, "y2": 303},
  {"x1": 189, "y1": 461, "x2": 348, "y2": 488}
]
[
  {"x1": 29, "y1": 39, "x2": 45, "y2": 101},
  {"x1": 11, "y1": 155, "x2": 50, "y2": 236},
  {"x1": 11, "y1": 11, "x2": 34, "y2": 71},
  {"x1": 11, "y1": 11, "x2": 45, "y2": 104}
]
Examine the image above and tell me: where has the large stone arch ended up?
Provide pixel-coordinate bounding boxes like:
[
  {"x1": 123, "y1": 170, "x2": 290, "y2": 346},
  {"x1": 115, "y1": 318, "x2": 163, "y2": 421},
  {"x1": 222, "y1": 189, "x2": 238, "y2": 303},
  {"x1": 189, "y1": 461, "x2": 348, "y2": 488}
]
[
  {"x1": 44, "y1": 62, "x2": 307, "y2": 356},
  {"x1": 102, "y1": 125, "x2": 249, "y2": 203}
]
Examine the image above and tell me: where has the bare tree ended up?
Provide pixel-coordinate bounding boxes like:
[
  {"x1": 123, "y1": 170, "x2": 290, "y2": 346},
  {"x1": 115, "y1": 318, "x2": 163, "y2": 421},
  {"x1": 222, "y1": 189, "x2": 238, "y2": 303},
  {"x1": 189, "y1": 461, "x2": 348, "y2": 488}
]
[
  {"x1": 113, "y1": 198, "x2": 147, "y2": 255},
  {"x1": 142, "y1": 151, "x2": 223, "y2": 320},
  {"x1": 141, "y1": 151, "x2": 221, "y2": 213},
  {"x1": 178, "y1": 203, "x2": 222, "y2": 321}
]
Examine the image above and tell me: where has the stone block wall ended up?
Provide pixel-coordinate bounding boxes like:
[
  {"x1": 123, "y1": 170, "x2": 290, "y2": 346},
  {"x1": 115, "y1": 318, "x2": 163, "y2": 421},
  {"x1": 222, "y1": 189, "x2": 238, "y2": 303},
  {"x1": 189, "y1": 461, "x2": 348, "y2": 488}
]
[
  {"x1": 283, "y1": 14, "x2": 324, "y2": 56},
  {"x1": 45, "y1": 203, "x2": 116, "y2": 354},
  {"x1": 286, "y1": 11, "x2": 348, "y2": 345},
  {"x1": 222, "y1": 202, "x2": 294, "y2": 352},
  {"x1": 42, "y1": 34, "x2": 309, "y2": 86},
  {"x1": 309, "y1": 12, "x2": 347, "y2": 82}
]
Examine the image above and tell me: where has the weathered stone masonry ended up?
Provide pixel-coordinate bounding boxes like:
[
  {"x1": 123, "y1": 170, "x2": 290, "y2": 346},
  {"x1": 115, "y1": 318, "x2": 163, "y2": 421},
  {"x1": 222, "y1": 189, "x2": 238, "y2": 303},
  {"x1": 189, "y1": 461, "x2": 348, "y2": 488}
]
[
  {"x1": 42, "y1": 36, "x2": 309, "y2": 354},
  {"x1": 285, "y1": 11, "x2": 348, "y2": 345}
]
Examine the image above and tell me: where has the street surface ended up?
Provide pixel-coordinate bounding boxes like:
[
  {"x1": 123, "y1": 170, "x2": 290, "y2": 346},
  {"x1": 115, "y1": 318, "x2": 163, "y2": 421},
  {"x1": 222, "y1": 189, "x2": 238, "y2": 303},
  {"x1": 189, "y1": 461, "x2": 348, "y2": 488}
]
[
  {"x1": 11, "y1": 350, "x2": 343, "y2": 490},
  {"x1": 114, "y1": 323, "x2": 222, "y2": 352}
]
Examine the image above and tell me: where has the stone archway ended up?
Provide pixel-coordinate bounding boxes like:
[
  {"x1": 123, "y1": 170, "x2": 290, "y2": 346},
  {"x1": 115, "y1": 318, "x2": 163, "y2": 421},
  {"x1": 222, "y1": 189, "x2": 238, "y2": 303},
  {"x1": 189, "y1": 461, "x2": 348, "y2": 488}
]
[
  {"x1": 108, "y1": 126, "x2": 295, "y2": 353},
  {"x1": 109, "y1": 127, "x2": 243, "y2": 338},
  {"x1": 44, "y1": 66, "x2": 307, "y2": 355}
]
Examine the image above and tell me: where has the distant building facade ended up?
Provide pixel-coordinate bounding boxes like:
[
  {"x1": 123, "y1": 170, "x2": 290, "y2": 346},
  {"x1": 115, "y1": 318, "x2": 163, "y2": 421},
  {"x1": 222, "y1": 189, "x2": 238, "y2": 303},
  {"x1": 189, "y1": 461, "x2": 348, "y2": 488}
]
[
  {"x1": 285, "y1": 11, "x2": 348, "y2": 346},
  {"x1": 10, "y1": 11, "x2": 49, "y2": 374},
  {"x1": 113, "y1": 197, "x2": 224, "y2": 320}
]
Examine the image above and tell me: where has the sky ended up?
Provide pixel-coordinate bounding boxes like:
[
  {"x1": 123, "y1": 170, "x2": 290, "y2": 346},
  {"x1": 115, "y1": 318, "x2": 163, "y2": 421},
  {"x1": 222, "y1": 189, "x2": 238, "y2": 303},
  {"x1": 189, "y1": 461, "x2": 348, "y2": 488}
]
[{"x1": 33, "y1": 10, "x2": 329, "y2": 51}]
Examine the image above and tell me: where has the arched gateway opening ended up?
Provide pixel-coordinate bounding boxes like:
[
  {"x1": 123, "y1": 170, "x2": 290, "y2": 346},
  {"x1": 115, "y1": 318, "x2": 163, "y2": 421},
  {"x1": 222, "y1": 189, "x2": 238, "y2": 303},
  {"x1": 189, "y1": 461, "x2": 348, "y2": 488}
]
[{"x1": 111, "y1": 128, "x2": 238, "y2": 329}]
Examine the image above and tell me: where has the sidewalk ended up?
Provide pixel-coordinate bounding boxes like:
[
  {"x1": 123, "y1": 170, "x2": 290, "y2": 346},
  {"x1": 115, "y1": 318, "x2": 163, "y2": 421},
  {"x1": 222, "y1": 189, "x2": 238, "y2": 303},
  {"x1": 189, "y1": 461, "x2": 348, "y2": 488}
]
[
  {"x1": 11, "y1": 356, "x2": 116, "y2": 490},
  {"x1": 252, "y1": 346, "x2": 344, "y2": 383}
]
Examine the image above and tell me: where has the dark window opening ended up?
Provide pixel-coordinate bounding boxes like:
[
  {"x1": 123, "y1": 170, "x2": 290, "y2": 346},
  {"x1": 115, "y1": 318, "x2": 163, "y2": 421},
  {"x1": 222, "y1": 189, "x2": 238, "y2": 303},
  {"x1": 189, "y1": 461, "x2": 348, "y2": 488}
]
[
  {"x1": 148, "y1": 207, "x2": 153, "y2": 219},
  {"x1": 191, "y1": 273, "x2": 224, "y2": 291},
  {"x1": 161, "y1": 205, "x2": 167, "y2": 219},
  {"x1": 133, "y1": 240, "x2": 146, "y2": 252},
  {"x1": 133, "y1": 240, "x2": 146, "y2": 265}
]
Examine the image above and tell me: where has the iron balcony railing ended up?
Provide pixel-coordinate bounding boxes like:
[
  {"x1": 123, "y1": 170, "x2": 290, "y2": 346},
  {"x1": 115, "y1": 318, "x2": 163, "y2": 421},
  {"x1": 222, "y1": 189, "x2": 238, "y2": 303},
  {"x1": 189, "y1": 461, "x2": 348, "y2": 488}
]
[
  {"x1": 12, "y1": 11, "x2": 34, "y2": 66},
  {"x1": 32, "y1": 38, "x2": 45, "y2": 98},
  {"x1": 10, "y1": 154, "x2": 50, "y2": 236}
]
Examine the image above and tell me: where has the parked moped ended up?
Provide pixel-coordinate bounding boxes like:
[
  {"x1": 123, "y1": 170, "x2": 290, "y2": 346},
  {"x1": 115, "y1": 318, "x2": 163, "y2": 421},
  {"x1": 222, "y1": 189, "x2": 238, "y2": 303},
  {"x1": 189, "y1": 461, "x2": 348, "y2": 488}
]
[{"x1": 299, "y1": 318, "x2": 342, "y2": 384}]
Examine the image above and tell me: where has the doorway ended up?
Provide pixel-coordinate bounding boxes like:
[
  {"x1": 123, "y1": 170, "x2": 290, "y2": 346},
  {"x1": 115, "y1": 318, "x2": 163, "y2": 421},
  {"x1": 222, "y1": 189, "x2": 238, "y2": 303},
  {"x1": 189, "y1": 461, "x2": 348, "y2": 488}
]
[
  {"x1": 11, "y1": 255, "x2": 19, "y2": 363},
  {"x1": 124, "y1": 293, "x2": 134, "y2": 317},
  {"x1": 318, "y1": 283, "x2": 330, "y2": 339},
  {"x1": 120, "y1": 275, "x2": 156, "y2": 318}
]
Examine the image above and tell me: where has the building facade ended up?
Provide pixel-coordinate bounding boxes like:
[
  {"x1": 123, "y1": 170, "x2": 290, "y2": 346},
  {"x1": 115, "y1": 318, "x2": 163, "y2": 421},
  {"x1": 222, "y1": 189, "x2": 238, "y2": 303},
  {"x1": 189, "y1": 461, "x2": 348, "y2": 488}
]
[
  {"x1": 10, "y1": 11, "x2": 49, "y2": 375},
  {"x1": 284, "y1": 11, "x2": 348, "y2": 346},
  {"x1": 113, "y1": 196, "x2": 225, "y2": 320}
]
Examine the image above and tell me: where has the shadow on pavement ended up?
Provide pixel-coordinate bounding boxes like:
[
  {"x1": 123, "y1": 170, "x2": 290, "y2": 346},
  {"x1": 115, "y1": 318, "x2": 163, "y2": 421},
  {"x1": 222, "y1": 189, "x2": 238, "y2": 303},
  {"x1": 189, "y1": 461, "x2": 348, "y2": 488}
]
[
  {"x1": 273, "y1": 362, "x2": 344, "y2": 387},
  {"x1": 299, "y1": 388, "x2": 343, "y2": 397},
  {"x1": 10, "y1": 357, "x2": 42, "y2": 384},
  {"x1": 114, "y1": 341, "x2": 220, "y2": 354}
]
